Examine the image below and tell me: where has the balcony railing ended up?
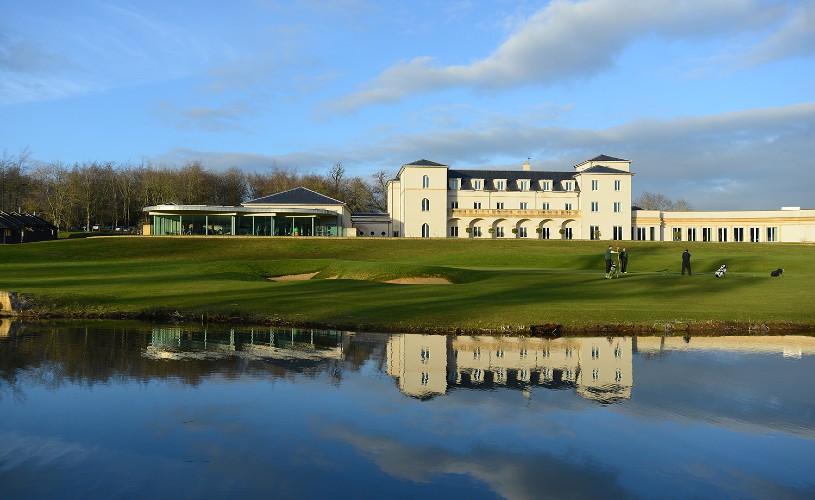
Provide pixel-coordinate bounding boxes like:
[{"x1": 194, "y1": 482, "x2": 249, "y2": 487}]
[{"x1": 450, "y1": 208, "x2": 580, "y2": 218}]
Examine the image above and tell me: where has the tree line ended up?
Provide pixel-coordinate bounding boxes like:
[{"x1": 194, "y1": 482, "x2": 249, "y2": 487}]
[{"x1": 1, "y1": 149, "x2": 389, "y2": 232}]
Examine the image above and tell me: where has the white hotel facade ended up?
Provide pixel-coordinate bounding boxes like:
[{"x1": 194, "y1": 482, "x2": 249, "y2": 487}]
[
  {"x1": 379, "y1": 155, "x2": 815, "y2": 243},
  {"x1": 144, "y1": 154, "x2": 815, "y2": 243}
]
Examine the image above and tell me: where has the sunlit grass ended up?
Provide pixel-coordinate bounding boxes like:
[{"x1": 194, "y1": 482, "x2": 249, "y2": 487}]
[{"x1": 1, "y1": 236, "x2": 813, "y2": 331}]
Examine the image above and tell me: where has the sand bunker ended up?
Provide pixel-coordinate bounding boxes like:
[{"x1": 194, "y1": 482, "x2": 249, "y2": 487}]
[
  {"x1": 386, "y1": 277, "x2": 452, "y2": 285},
  {"x1": 269, "y1": 272, "x2": 319, "y2": 281}
]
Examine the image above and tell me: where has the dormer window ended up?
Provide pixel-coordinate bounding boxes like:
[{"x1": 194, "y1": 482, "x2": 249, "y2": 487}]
[
  {"x1": 541, "y1": 180, "x2": 551, "y2": 191},
  {"x1": 518, "y1": 179, "x2": 529, "y2": 191},
  {"x1": 472, "y1": 179, "x2": 483, "y2": 190},
  {"x1": 494, "y1": 179, "x2": 505, "y2": 190},
  {"x1": 449, "y1": 178, "x2": 459, "y2": 190},
  {"x1": 563, "y1": 181, "x2": 573, "y2": 191}
]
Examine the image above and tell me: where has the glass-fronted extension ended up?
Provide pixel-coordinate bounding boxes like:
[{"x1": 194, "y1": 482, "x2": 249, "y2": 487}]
[
  {"x1": 150, "y1": 212, "x2": 342, "y2": 236},
  {"x1": 144, "y1": 187, "x2": 353, "y2": 237}
]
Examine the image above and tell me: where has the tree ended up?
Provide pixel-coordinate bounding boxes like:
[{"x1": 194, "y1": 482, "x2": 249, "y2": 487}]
[
  {"x1": 0, "y1": 148, "x2": 34, "y2": 212},
  {"x1": 33, "y1": 161, "x2": 71, "y2": 230},
  {"x1": 634, "y1": 191, "x2": 693, "y2": 211},
  {"x1": 370, "y1": 170, "x2": 390, "y2": 212}
]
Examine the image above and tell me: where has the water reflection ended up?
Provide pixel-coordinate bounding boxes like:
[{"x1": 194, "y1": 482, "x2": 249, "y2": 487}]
[{"x1": 1, "y1": 320, "x2": 814, "y2": 499}]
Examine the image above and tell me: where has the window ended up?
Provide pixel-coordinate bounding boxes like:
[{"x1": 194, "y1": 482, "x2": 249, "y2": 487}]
[
  {"x1": 749, "y1": 227, "x2": 760, "y2": 242},
  {"x1": 495, "y1": 180, "x2": 504, "y2": 190},
  {"x1": 520, "y1": 202, "x2": 528, "y2": 209},
  {"x1": 473, "y1": 202, "x2": 482, "y2": 209},
  {"x1": 566, "y1": 347, "x2": 572, "y2": 358},
  {"x1": 542, "y1": 181, "x2": 551, "y2": 191},
  {"x1": 472, "y1": 180, "x2": 482, "y2": 190},
  {"x1": 519, "y1": 180, "x2": 528, "y2": 190},
  {"x1": 519, "y1": 227, "x2": 527, "y2": 238},
  {"x1": 614, "y1": 180, "x2": 621, "y2": 191},
  {"x1": 613, "y1": 202, "x2": 621, "y2": 213},
  {"x1": 421, "y1": 198, "x2": 430, "y2": 211},
  {"x1": 718, "y1": 227, "x2": 728, "y2": 242},
  {"x1": 565, "y1": 203, "x2": 573, "y2": 210},
  {"x1": 472, "y1": 226, "x2": 482, "y2": 237},
  {"x1": 564, "y1": 227, "x2": 573, "y2": 239},
  {"x1": 636, "y1": 227, "x2": 646, "y2": 240},
  {"x1": 591, "y1": 180, "x2": 599, "y2": 191},
  {"x1": 421, "y1": 223, "x2": 430, "y2": 238},
  {"x1": 421, "y1": 372, "x2": 429, "y2": 385},
  {"x1": 422, "y1": 175, "x2": 429, "y2": 188},
  {"x1": 613, "y1": 226, "x2": 623, "y2": 240},
  {"x1": 734, "y1": 227, "x2": 744, "y2": 242},
  {"x1": 767, "y1": 227, "x2": 778, "y2": 242},
  {"x1": 496, "y1": 226, "x2": 504, "y2": 237},
  {"x1": 703, "y1": 227, "x2": 712, "y2": 242},
  {"x1": 592, "y1": 369, "x2": 599, "y2": 381},
  {"x1": 450, "y1": 226, "x2": 458, "y2": 237},
  {"x1": 673, "y1": 227, "x2": 682, "y2": 241},
  {"x1": 496, "y1": 202, "x2": 504, "y2": 209},
  {"x1": 590, "y1": 225, "x2": 600, "y2": 240},
  {"x1": 591, "y1": 202, "x2": 599, "y2": 212},
  {"x1": 450, "y1": 201, "x2": 458, "y2": 209},
  {"x1": 449, "y1": 179, "x2": 459, "y2": 190},
  {"x1": 542, "y1": 202, "x2": 550, "y2": 210},
  {"x1": 687, "y1": 228, "x2": 697, "y2": 241},
  {"x1": 541, "y1": 227, "x2": 550, "y2": 239}
]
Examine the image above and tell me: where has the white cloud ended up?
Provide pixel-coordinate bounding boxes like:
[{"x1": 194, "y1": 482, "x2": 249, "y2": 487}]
[{"x1": 329, "y1": 0, "x2": 799, "y2": 112}]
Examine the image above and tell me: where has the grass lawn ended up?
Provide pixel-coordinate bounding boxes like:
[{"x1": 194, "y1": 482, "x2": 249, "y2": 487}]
[{"x1": 1, "y1": 236, "x2": 813, "y2": 333}]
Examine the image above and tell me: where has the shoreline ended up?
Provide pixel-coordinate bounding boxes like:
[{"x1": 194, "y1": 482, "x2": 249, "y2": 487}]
[{"x1": 5, "y1": 309, "x2": 813, "y2": 337}]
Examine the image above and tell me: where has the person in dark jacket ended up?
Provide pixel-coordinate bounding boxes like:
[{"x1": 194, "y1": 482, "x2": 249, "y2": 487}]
[
  {"x1": 619, "y1": 247, "x2": 628, "y2": 273},
  {"x1": 681, "y1": 249, "x2": 692, "y2": 275},
  {"x1": 604, "y1": 245, "x2": 617, "y2": 279}
]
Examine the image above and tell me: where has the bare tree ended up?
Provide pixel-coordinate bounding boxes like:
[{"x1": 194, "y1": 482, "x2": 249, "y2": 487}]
[
  {"x1": 370, "y1": 170, "x2": 390, "y2": 212},
  {"x1": 0, "y1": 148, "x2": 34, "y2": 212},
  {"x1": 33, "y1": 161, "x2": 71, "y2": 230},
  {"x1": 634, "y1": 191, "x2": 693, "y2": 211}
]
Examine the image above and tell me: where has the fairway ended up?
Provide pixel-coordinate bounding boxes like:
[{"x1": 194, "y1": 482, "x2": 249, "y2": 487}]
[{"x1": 1, "y1": 236, "x2": 813, "y2": 333}]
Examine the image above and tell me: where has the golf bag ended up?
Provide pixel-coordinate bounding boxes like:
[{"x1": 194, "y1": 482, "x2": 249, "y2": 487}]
[
  {"x1": 609, "y1": 261, "x2": 619, "y2": 278},
  {"x1": 715, "y1": 264, "x2": 727, "y2": 278}
]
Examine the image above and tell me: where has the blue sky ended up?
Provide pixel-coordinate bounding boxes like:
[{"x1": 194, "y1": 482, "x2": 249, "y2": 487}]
[{"x1": 2, "y1": 0, "x2": 813, "y2": 210}]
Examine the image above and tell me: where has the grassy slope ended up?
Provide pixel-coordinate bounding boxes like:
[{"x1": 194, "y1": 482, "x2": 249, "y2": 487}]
[{"x1": 1, "y1": 236, "x2": 813, "y2": 332}]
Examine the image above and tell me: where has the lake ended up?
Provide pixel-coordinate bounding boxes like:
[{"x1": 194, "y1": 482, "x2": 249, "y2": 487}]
[{"x1": 1, "y1": 320, "x2": 813, "y2": 499}]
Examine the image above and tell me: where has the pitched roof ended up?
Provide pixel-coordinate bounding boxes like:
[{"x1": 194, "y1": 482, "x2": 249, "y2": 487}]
[
  {"x1": 243, "y1": 187, "x2": 344, "y2": 206},
  {"x1": 406, "y1": 159, "x2": 447, "y2": 166},
  {"x1": 577, "y1": 165, "x2": 631, "y2": 174},
  {"x1": 589, "y1": 154, "x2": 629, "y2": 162},
  {"x1": 448, "y1": 169, "x2": 578, "y2": 191}
]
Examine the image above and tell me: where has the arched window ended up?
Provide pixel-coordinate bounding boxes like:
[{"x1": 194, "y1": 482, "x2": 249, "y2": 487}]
[
  {"x1": 422, "y1": 223, "x2": 430, "y2": 238},
  {"x1": 421, "y1": 198, "x2": 430, "y2": 211},
  {"x1": 422, "y1": 175, "x2": 429, "y2": 188}
]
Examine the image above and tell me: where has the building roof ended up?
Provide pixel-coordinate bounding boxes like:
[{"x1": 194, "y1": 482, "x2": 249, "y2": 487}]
[
  {"x1": 244, "y1": 187, "x2": 344, "y2": 206},
  {"x1": 0, "y1": 211, "x2": 57, "y2": 230},
  {"x1": 589, "y1": 154, "x2": 629, "y2": 162},
  {"x1": 577, "y1": 165, "x2": 631, "y2": 174},
  {"x1": 405, "y1": 159, "x2": 447, "y2": 167},
  {"x1": 448, "y1": 169, "x2": 578, "y2": 191}
]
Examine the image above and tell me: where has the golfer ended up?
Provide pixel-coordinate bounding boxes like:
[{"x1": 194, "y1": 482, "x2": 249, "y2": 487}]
[{"x1": 605, "y1": 245, "x2": 618, "y2": 279}]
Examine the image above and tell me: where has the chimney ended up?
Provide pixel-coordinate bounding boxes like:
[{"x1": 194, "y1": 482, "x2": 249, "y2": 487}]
[{"x1": 522, "y1": 159, "x2": 531, "y2": 171}]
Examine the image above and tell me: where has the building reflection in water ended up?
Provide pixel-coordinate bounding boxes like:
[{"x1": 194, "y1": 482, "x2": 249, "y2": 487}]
[
  {"x1": 387, "y1": 334, "x2": 634, "y2": 403},
  {"x1": 146, "y1": 326, "x2": 349, "y2": 363},
  {"x1": 140, "y1": 326, "x2": 815, "y2": 405}
]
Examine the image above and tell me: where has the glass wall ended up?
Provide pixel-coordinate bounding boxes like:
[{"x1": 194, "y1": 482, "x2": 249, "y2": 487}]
[{"x1": 151, "y1": 213, "x2": 340, "y2": 236}]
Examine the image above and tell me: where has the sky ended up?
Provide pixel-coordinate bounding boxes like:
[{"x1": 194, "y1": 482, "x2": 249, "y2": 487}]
[{"x1": 2, "y1": 0, "x2": 814, "y2": 210}]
